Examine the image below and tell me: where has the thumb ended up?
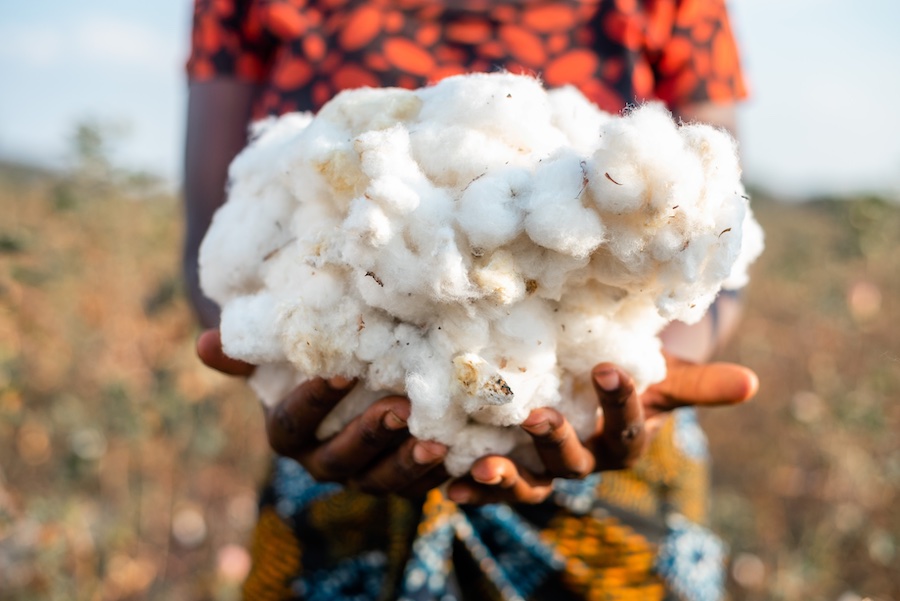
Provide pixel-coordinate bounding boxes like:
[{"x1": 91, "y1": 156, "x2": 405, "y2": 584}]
[
  {"x1": 196, "y1": 329, "x2": 256, "y2": 377},
  {"x1": 652, "y1": 355, "x2": 759, "y2": 407}
]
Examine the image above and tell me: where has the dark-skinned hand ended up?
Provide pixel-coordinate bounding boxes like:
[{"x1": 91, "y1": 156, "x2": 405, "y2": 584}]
[{"x1": 197, "y1": 329, "x2": 758, "y2": 504}]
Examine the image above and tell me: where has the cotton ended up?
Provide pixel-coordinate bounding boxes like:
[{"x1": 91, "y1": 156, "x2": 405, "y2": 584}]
[{"x1": 200, "y1": 73, "x2": 763, "y2": 475}]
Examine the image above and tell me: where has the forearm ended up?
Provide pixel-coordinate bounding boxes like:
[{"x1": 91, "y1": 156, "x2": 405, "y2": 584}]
[
  {"x1": 183, "y1": 79, "x2": 260, "y2": 327},
  {"x1": 660, "y1": 292, "x2": 743, "y2": 363},
  {"x1": 673, "y1": 101, "x2": 739, "y2": 137}
]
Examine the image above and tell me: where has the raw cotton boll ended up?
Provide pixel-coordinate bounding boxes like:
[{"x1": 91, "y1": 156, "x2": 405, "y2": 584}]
[
  {"x1": 456, "y1": 167, "x2": 530, "y2": 253},
  {"x1": 364, "y1": 346, "x2": 407, "y2": 395},
  {"x1": 596, "y1": 213, "x2": 651, "y2": 269},
  {"x1": 476, "y1": 300, "x2": 562, "y2": 422},
  {"x1": 316, "y1": 86, "x2": 423, "y2": 134},
  {"x1": 410, "y1": 124, "x2": 525, "y2": 189},
  {"x1": 417, "y1": 72, "x2": 566, "y2": 155},
  {"x1": 705, "y1": 194, "x2": 750, "y2": 281},
  {"x1": 278, "y1": 122, "x2": 358, "y2": 216},
  {"x1": 198, "y1": 184, "x2": 295, "y2": 303},
  {"x1": 278, "y1": 294, "x2": 367, "y2": 380},
  {"x1": 453, "y1": 303, "x2": 557, "y2": 434},
  {"x1": 554, "y1": 280, "x2": 631, "y2": 323},
  {"x1": 369, "y1": 211, "x2": 472, "y2": 306},
  {"x1": 405, "y1": 351, "x2": 455, "y2": 425},
  {"x1": 287, "y1": 263, "x2": 347, "y2": 310},
  {"x1": 230, "y1": 112, "x2": 314, "y2": 191},
  {"x1": 316, "y1": 386, "x2": 384, "y2": 440},
  {"x1": 355, "y1": 126, "x2": 430, "y2": 212},
  {"x1": 288, "y1": 202, "x2": 346, "y2": 269},
  {"x1": 524, "y1": 151, "x2": 606, "y2": 258},
  {"x1": 301, "y1": 124, "x2": 368, "y2": 209},
  {"x1": 342, "y1": 196, "x2": 393, "y2": 248},
  {"x1": 555, "y1": 371, "x2": 605, "y2": 446},
  {"x1": 441, "y1": 423, "x2": 526, "y2": 478},
  {"x1": 219, "y1": 292, "x2": 283, "y2": 365},
  {"x1": 588, "y1": 151, "x2": 647, "y2": 215},
  {"x1": 555, "y1": 287, "x2": 666, "y2": 392},
  {"x1": 506, "y1": 236, "x2": 592, "y2": 301},
  {"x1": 472, "y1": 250, "x2": 527, "y2": 305},
  {"x1": 680, "y1": 122, "x2": 742, "y2": 186},
  {"x1": 352, "y1": 260, "x2": 433, "y2": 325},
  {"x1": 616, "y1": 104, "x2": 686, "y2": 176},
  {"x1": 430, "y1": 311, "x2": 492, "y2": 357},
  {"x1": 649, "y1": 223, "x2": 691, "y2": 263},
  {"x1": 561, "y1": 315, "x2": 666, "y2": 391},
  {"x1": 248, "y1": 363, "x2": 305, "y2": 409},
  {"x1": 591, "y1": 104, "x2": 691, "y2": 215},
  {"x1": 548, "y1": 85, "x2": 614, "y2": 152},
  {"x1": 491, "y1": 297, "x2": 559, "y2": 354},
  {"x1": 723, "y1": 204, "x2": 765, "y2": 290},
  {"x1": 422, "y1": 230, "x2": 472, "y2": 303},
  {"x1": 268, "y1": 266, "x2": 366, "y2": 378},
  {"x1": 401, "y1": 187, "x2": 458, "y2": 266},
  {"x1": 355, "y1": 312, "x2": 395, "y2": 362},
  {"x1": 454, "y1": 353, "x2": 516, "y2": 414},
  {"x1": 201, "y1": 73, "x2": 764, "y2": 476}
]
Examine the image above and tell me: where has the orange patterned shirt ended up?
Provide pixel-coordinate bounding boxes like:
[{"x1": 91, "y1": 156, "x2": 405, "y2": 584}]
[
  {"x1": 187, "y1": 4, "x2": 748, "y2": 599},
  {"x1": 187, "y1": 0, "x2": 747, "y2": 118}
]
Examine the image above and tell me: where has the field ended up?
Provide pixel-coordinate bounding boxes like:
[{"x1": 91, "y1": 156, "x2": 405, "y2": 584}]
[{"x1": 1, "y1": 161, "x2": 898, "y2": 600}]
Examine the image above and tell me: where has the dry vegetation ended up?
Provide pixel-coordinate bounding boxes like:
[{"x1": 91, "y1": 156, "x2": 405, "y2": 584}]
[
  {"x1": 707, "y1": 191, "x2": 900, "y2": 600},
  {"x1": 0, "y1": 161, "x2": 897, "y2": 600}
]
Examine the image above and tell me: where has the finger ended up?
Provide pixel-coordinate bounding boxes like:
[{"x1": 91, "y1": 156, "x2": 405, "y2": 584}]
[
  {"x1": 304, "y1": 396, "x2": 413, "y2": 481},
  {"x1": 591, "y1": 364, "x2": 646, "y2": 471},
  {"x1": 196, "y1": 329, "x2": 255, "y2": 377},
  {"x1": 396, "y1": 463, "x2": 452, "y2": 499},
  {"x1": 447, "y1": 456, "x2": 553, "y2": 505},
  {"x1": 644, "y1": 356, "x2": 759, "y2": 418},
  {"x1": 643, "y1": 413, "x2": 669, "y2": 440},
  {"x1": 353, "y1": 438, "x2": 449, "y2": 496},
  {"x1": 265, "y1": 377, "x2": 356, "y2": 458},
  {"x1": 521, "y1": 408, "x2": 595, "y2": 479}
]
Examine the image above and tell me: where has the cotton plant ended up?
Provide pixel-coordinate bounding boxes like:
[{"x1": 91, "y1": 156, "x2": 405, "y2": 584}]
[{"x1": 200, "y1": 73, "x2": 764, "y2": 476}]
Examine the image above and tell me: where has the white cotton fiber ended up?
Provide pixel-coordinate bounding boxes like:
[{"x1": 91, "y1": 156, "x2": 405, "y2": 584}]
[{"x1": 199, "y1": 73, "x2": 764, "y2": 475}]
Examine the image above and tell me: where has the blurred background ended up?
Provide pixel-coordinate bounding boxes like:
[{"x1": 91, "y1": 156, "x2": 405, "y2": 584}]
[{"x1": 1, "y1": 1, "x2": 898, "y2": 600}]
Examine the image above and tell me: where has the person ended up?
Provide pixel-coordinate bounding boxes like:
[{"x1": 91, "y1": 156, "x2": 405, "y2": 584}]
[{"x1": 184, "y1": 1, "x2": 758, "y2": 599}]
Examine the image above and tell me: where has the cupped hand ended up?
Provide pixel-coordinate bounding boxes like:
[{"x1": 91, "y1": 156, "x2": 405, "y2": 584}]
[
  {"x1": 196, "y1": 329, "x2": 450, "y2": 497},
  {"x1": 445, "y1": 353, "x2": 758, "y2": 505}
]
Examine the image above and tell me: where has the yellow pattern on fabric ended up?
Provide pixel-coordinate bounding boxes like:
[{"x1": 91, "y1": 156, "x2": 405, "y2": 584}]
[
  {"x1": 543, "y1": 513, "x2": 665, "y2": 601},
  {"x1": 240, "y1": 412, "x2": 712, "y2": 599},
  {"x1": 419, "y1": 488, "x2": 459, "y2": 535},
  {"x1": 243, "y1": 507, "x2": 302, "y2": 601},
  {"x1": 595, "y1": 414, "x2": 709, "y2": 523},
  {"x1": 307, "y1": 488, "x2": 385, "y2": 558}
]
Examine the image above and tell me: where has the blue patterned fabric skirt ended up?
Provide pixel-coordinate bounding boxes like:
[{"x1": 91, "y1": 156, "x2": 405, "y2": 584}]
[{"x1": 242, "y1": 409, "x2": 725, "y2": 601}]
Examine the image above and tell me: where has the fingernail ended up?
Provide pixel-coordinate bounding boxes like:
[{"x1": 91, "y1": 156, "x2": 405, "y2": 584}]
[
  {"x1": 413, "y1": 441, "x2": 448, "y2": 465},
  {"x1": 521, "y1": 410, "x2": 545, "y2": 428},
  {"x1": 594, "y1": 368, "x2": 620, "y2": 392},
  {"x1": 471, "y1": 463, "x2": 502, "y2": 485},
  {"x1": 522, "y1": 420, "x2": 551, "y2": 436},
  {"x1": 327, "y1": 376, "x2": 354, "y2": 390},
  {"x1": 383, "y1": 410, "x2": 407, "y2": 431},
  {"x1": 447, "y1": 484, "x2": 472, "y2": 504},
  {"x1": 472, "y1": 472, "x2": 501, "y2": 485}
]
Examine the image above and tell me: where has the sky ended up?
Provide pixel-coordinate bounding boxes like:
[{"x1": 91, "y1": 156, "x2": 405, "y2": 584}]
[{"x1": 1, "y1": 0, "x2": 899, "y2": 200}]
